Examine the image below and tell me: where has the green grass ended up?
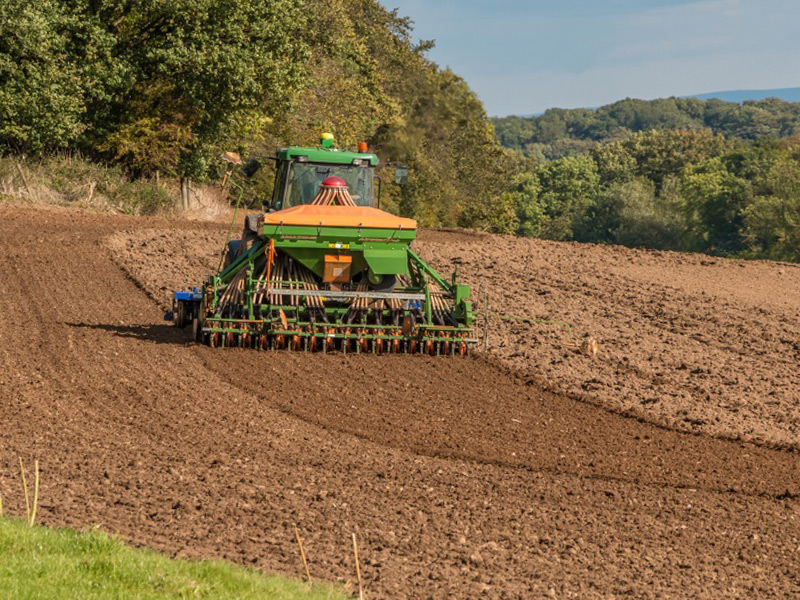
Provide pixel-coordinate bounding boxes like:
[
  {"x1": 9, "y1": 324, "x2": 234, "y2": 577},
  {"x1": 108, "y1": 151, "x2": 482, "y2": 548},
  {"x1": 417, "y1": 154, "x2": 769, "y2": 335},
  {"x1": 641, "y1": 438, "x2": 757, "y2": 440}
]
[{"x1": 0, "y1": 518, "x2": 347, "y2": 600}]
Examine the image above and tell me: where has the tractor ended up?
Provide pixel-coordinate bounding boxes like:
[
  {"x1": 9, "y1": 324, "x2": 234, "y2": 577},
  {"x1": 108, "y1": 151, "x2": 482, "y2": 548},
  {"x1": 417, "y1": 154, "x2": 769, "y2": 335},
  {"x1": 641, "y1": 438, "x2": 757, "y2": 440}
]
[{"x1": 170, "y1": 134, "x2": 476, "y2": 355}]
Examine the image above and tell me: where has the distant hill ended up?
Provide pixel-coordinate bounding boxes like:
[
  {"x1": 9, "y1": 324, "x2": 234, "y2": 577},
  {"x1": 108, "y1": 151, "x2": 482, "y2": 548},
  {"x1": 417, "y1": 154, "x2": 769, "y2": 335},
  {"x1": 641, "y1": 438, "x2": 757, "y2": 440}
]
[
  {"x1": 512, "y1": 88, "x2": 800, "y2": 118},
  {"x1": 691, "y1": 87, "x2": 800, "y2": 103},
  {"x1": 492, "y1": 95, "x2": 800, "y2": 158}
]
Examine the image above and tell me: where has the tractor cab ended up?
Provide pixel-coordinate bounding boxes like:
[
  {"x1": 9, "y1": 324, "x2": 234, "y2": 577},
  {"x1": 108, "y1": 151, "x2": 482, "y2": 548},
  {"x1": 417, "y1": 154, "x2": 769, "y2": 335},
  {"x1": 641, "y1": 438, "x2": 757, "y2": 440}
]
[{"x1": 268, "y1": 135, "x2": 379, "y2": 211}]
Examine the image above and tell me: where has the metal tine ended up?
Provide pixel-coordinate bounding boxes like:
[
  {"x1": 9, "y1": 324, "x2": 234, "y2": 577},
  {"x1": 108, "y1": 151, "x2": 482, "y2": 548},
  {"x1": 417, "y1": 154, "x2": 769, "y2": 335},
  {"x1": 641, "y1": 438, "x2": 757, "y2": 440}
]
[
  {"x1": 289, "y1": 259, "x2": 296, "y2": 307},
  {"x1": 220, "y1": 268, "x2": 246, "y2": 314}
]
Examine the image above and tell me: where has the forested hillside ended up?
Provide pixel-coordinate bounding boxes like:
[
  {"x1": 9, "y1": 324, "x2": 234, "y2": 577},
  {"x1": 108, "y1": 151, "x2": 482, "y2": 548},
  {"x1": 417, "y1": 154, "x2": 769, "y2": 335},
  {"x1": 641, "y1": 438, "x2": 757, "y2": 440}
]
[
  {"x1": 0, "y1": 0, "x2": 508, "y2": 227},
  {"x1": 493, "y1": 97, "x2": 800, "y2": 160},
  {"x1": 500, "y1": 130, "x2": 800, "y2": 261},
  {"x1": 490, "y1": 97, "x2": 800, "y2": 262}
]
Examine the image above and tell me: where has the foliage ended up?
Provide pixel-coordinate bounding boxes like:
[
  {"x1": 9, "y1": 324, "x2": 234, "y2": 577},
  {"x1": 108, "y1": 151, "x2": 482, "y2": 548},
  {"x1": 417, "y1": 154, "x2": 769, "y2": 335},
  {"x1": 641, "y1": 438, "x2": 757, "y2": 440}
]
[
  {"x1": 0, "y1": 154, "x2": 176, "y2": 216},
  {"x1": 4, "y1": 1, "x2": 800, "y2": 261},
  {"x1": 113, "y1": 180, "x2": 174, "y2": 215},
  {"x1": 94, "y1": 0, "x2": 310, "y2": 178},
  {"x1": 681, "y1": 157, "x2": 751, "y2": 254},
  {"x1": 505, "y1": 172, "x2": 542, "y2": 237},
  {"x1": 501, "y1": 126, "x2": 800, "y2": 262},
  {"x1": 0, "y1": 0, "x2": 508, "y2": 228},
  {"x1": 608, "y1": 128, "x2": 729, "y2": 188},
  {"x1": 494, "y1": 96, "x2": 800, "y2": 159},
  {"x1": 606, "y1": 178, "x2": 688, "y2": 250},
  {"x1": 741, "y1": 156, "x2": 800, "y2": 261},
  {"x1": 535, "y1": 155, "x2": 600, "y2": 240},
  {"x1": 0, "y1": 517, "x2": 346, "y2": 599},
  {"x1": 0, "y1": 1, "x2": 90, "y2": 151}
]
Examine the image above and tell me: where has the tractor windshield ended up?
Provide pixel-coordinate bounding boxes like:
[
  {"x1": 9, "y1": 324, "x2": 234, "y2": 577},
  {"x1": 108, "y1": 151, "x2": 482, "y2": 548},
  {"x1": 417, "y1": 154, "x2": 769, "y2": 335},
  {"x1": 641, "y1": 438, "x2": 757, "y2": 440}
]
[{"x1": 284, "y1": 162, "x2": 374, "y2": 208}]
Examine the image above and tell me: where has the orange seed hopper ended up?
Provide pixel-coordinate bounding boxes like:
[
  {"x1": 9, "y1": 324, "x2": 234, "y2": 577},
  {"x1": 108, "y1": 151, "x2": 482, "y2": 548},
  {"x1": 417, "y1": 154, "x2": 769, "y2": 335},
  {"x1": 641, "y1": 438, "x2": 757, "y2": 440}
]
[{"x1": 262, "y1": 204, "x2": 417, "y2": 230}]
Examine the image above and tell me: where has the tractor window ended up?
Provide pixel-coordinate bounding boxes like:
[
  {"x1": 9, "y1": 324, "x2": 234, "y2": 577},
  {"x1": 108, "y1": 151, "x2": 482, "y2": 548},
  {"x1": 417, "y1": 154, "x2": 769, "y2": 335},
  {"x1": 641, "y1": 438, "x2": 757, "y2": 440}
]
[
  {"x1": 271, "y1": 161, "x2": 288, "y2": 208},
  {"x1": 284, "y1": 162, "x2": 373, "y2": 208}
]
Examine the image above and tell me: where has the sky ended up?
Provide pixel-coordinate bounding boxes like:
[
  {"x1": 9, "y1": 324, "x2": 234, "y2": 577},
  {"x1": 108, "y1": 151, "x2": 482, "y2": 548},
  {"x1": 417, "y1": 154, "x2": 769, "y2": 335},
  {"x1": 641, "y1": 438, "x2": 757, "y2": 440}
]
[{"x1": 383, "y1": 0, "x2": 800, "y2": 116}]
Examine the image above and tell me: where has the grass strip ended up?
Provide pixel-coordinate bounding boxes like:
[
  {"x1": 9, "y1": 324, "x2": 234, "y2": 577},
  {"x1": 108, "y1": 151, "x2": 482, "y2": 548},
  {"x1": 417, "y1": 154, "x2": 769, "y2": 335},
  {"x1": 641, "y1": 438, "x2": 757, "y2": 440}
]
[{"x1": 0, "y1": 517, "x2": 346, "y2": 600}]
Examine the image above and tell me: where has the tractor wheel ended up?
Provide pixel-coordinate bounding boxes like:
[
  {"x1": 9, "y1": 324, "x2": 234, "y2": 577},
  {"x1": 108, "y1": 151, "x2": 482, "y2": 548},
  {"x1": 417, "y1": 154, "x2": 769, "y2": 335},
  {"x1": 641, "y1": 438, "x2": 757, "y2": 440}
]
[
  {"x1": 175, "y1": 303, "x2": 185, "y2": 328},
  {"x1": 368, "y1": 273, "x2": 397, "y2": 292},
  {"x1": 224, "y1": 240, "x2": 241, "y2": 268},
  {"x1": 192, "y1": 316, "x2": 204, "y2": 342}
]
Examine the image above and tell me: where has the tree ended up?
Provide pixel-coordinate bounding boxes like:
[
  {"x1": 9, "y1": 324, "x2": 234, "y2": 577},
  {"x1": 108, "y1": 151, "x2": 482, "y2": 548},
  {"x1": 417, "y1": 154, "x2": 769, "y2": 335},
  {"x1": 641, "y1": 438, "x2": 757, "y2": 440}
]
[
  {"x1": 681, "y1": 158, "x2": 751, "y2": 254},
  {"x1": 0, "y1": 1, "x2": 88, "y2": 151},
  {"x1": 610, "y1": 177, "x2": 688, "y2": 250},
  {"x1": 741, "y1": 156, "x2": 800, "y2": 261},
  {"x1": 492, "y1": 95, "x2": 800, "y2": 157},
  {"x1": 98, "y1": 0, "x2": 310, "y2": 177},
  {"x1": 535, "y1": 155, "x2": 600, "y2": 240},
  {"x1": 619, "y1": 128, "x2": 729, "y2": 189},
  {"x1": 592, "y1": 140, "x2": 637, "y2": 186}
]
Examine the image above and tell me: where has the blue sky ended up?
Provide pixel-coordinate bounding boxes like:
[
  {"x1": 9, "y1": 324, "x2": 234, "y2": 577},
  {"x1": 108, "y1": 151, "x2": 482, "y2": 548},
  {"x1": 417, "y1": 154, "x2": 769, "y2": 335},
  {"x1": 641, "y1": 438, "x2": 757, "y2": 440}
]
[{"x1": 383, "y1": 0, "x2": 800, "y2": 116}]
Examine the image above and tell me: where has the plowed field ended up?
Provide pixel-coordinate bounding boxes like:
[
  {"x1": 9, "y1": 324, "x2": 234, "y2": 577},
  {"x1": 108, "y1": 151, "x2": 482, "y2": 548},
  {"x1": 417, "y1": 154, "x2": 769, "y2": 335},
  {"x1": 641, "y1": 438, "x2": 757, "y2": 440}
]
[{"x1": 2, "y1": 203, "x2": 800, "y2": 599}]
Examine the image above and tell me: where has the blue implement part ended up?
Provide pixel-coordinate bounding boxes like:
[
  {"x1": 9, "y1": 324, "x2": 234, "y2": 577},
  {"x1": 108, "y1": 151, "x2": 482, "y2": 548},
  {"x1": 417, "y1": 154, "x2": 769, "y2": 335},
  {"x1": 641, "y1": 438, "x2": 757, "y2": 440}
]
[
  {"x1": 175, "y1": 287, "x2": 202, "y2": 302},
  {"x1": 167, "y1": 288, "x2": 202, "y2": 326}
]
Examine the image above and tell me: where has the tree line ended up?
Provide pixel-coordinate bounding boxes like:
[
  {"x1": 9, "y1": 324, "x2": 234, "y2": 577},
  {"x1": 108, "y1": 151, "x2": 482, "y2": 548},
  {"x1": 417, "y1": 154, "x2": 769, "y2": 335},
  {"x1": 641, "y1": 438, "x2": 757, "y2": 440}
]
[
  {"x1": 0, "y1": 0, "x2": 505, "y2": 226},
  {"x1": 492, "y1": 96, "x2": 800, "y2": 160},
  {"x1": 493, "y1": 128, "x2": 800, "y2": 262}
]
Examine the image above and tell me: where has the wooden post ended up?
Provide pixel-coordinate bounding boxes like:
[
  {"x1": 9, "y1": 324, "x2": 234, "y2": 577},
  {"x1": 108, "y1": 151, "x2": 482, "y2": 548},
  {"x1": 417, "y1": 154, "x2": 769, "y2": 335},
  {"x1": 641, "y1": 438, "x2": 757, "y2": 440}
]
[
  {"x1": 14, "y1": 161, "x2": 32, "y2": 197},
  {"x1": 180, "y1": 176, "x2": 191, "y2": 210},
  {"x1": 294, "y1": 526, "x2": 312, "y2": 582},
  {"x1": 352, "y1": 533, "x2": 364, "y2": 600}
]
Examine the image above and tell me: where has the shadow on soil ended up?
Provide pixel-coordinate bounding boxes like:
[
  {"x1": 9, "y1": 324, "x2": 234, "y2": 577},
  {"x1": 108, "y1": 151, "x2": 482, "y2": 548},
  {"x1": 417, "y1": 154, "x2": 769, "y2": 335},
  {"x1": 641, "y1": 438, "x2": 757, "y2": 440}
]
[{"x1": 66, "y1": 322, "x2": 191, "y2": 345}]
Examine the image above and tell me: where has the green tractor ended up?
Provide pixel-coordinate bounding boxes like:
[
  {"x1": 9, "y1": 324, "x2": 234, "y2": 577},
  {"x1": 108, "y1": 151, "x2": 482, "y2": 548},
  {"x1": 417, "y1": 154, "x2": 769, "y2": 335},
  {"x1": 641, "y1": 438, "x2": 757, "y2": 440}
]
[{"x1": 170, "y1": 134, "x2": 476, "y2": 355}]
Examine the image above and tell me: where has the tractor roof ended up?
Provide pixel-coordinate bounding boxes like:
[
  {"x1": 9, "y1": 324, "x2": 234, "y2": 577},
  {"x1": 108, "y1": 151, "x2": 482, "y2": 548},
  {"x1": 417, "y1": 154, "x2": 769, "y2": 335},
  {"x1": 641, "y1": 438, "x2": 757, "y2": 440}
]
[{"x1": 276, "y1": 146, "x2": 379, "y2": 166}]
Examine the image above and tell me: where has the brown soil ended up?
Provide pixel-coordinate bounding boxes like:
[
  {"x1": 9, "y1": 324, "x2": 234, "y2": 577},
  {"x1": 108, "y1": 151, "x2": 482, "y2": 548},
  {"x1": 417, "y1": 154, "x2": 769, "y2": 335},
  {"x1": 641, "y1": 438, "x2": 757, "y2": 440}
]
[
  {"x1": 2, "y1": 203, "x2": 800, "y2": 599},
  {"x1": 109, "y1": 226, "x2": 800, "y2": 449},
  {"x1": 419, "y1": 230, "x2": 800, "y2": 449}
]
